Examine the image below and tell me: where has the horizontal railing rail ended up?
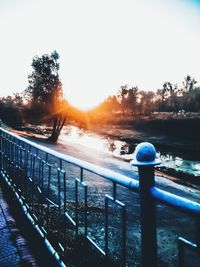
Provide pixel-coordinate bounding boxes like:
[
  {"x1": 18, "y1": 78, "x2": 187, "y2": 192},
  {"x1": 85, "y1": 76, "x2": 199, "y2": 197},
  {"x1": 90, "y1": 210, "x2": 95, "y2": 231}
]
[
  {"x1": 151, "y1": 187, "x2": 200, "y2": 217},
  {"x1": 0, "y1": 127, "x2": 200, "y2": 267}
]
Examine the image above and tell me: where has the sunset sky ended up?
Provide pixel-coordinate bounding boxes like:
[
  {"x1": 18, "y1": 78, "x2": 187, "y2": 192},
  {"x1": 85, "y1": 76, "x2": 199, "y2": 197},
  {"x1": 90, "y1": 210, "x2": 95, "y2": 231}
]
[{"x1": 0, "y1": 0, "x2": 200, "y2": 109}]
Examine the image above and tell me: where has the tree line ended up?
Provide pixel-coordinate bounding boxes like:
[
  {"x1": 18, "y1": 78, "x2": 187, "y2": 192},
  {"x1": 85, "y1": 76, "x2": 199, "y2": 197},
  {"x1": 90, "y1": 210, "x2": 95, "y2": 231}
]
[{"x1": 96, "y1": 76, "x2": 200, "y2": 116}]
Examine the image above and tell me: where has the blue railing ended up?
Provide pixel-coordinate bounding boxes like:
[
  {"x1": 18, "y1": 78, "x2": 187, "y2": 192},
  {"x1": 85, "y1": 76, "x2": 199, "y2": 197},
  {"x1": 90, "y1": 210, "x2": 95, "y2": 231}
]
[{"x1": 0, "y1": 127, "x2": 199, "y2": 266}]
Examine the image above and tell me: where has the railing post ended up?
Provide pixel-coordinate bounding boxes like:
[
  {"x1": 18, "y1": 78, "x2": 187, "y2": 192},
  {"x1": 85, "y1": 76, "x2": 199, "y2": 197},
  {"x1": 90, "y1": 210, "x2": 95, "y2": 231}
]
[{"x1": 131, "y1": 142, "x2": 161, "y2": 267}]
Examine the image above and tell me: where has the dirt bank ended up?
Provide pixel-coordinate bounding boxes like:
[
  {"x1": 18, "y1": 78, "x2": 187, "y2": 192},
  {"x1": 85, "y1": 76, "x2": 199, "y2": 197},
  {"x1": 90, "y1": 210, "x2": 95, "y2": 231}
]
[{"x1": 90, "y1": 123, "x2": 200, "y2": 158}]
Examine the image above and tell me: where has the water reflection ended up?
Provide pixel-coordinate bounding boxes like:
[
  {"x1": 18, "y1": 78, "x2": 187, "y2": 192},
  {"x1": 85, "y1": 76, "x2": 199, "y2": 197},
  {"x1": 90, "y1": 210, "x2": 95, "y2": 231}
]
[
  {"x1": 158, "y1": 152, "x2": 200, "y2": 177},
  {"x1": 61, "y1": 125, "x2": 200, "y2": 177}
]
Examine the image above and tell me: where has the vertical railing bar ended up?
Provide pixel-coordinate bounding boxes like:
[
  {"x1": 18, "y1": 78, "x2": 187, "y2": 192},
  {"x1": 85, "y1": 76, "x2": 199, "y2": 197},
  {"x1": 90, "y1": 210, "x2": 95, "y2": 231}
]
[
  {"x1": 20, "y1": 145, "x2": 22, "y2": 169},
  {"x1": 63, "y1": 172, "x2": 66, "y2": 213},
  {"x1": 121, "y1": 205, "x2": 126, "y2": 267},
  {"x1": 14, "y1": 144, "x2": 17, "y2": 168},
  {"x1": 4, "y1": 135, "x2": 7, "y2": 156},
  {"x1": 7, "y1": 139, "x2": 10, "y2": 159},
  {"x1": 6, "y1": 138, "x2": 9, "y2": 176},
  {"x1": 27, "y1": 151, "x2": 30, "y2": 181},
  {"x1": 1, "y1": 134, "x2": 4, "y2": 172},
  {"x1": 17, "y1": 145, "x2": 20, "y2": 168},
  {"x1": 38, "y1": 158, "x2": 42, "y2": 186},
  {"x1": 80, "y1": 168, "x2": 83, "y2": 182},
  {"x1": 18, "y1": 146, "x2": 23, "y2": 194},
  {"x1": 3, "y1": 137, "x2": 7, "y2": 176},
  {"x1": 3, "y1": 135, "x2": 5, "y2": 153},
  {"x1": 4, "y1": 137, "x2": 8, "y2": 175},
  {"x1": 1, "y1": 133, "x2": 3, "y2": 169},
  {"x1": 105, "y1": 196, "x2": 109, "y2": 258},
  {"x1": 46, "y1": 153, "x2": 49, "y2": 163},
  {"x1": 9, "y1": 140, "x2": 12, "y2": 164},
  {"x1": 21, "y1": 148, "x2": 25, "y2": 196},
  {"x1": 35, "y1": 156, "x2": 40, "y2": 218},
  {"x1": 59, "y1": 159, "x2": 62, "y2": 170},
  {"x1": 58, "y1": 169, "x2": 61, "y2": 213},
  {"x1": 12, "y1": 141, "x2": 15, "y2": 164},
  {"x1": 41, "y1": 161, "x2": 44, "y2": 191},
  {"x1": 1, "y1": 135, "x2": 3, "y2": 172},
  {"x1": 47, "y1": 164, "x2": 51, "y2": 198},
  {"x1": 178, "y1": 239, "x2": 184, "y2": 267},
  {"x1": 38, "y1": 159, "x2": 44, "y2": 225},
  {"x1": 30, "y1": 153, "x2": 33, "y2": 180},
  {"x1": 10, "y1": 139, "x2": 13, "y2": 160},
  {"x1": 63, "y1": 170, "x2": 67, "y2": 253},
  {"x1": 196, "y1": 218, "x2": 200, "y2": 251},
  {"x1": 46, "y1": 164, "x2": 51, "y2": 232},
  {"x1": 113, "y1": 182, "x2": 117, "y2": 200},
  {"x1": 75, "y1": 179, "x2": 78, "y2": 236},
  {"x1": 84, "y1": 184, "x2": 88, "y2": 236},
  {"x1": 1, "y1": 133, "x2": 4, "y2": 154},
  {"x1": 24, "y1": 150, "x2": 28, "y2": 200},
  {"x1": 31, "y1": 155, "x2": 36, "y2": 212}
]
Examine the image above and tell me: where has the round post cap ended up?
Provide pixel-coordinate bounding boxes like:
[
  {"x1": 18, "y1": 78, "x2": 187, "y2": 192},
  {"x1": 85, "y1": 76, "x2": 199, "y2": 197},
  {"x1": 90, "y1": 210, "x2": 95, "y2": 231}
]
[{"x1": 130, "y1": 142, "x2": 161, "y2": 166}]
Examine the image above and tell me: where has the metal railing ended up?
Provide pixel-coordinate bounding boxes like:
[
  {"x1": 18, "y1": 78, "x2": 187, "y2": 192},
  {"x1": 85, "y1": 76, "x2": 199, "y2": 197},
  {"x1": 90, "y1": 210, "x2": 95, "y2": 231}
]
[{"x1": 0, "y1": 127, "x2": 200, "y2": 267}]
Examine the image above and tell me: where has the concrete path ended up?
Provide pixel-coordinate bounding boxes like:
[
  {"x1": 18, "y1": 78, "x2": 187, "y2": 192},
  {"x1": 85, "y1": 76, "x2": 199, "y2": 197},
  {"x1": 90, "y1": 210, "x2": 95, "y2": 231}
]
[{"x1": 0, "y1": 185, "x2": 38, "y2": 267}]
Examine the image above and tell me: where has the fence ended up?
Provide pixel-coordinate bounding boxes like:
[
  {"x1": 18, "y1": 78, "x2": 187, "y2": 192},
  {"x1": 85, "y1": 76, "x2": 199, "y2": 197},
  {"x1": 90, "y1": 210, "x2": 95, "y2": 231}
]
[{"x1": 0, "y1": 127, "x2": 200, "y2": 266}]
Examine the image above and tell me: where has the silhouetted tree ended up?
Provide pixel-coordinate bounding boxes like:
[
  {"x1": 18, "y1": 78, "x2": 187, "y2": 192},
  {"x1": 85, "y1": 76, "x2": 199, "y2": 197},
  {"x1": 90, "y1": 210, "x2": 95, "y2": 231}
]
[
  {"x1": 183, "y1": 75, "x2": 197, "y2": 92},
  {"x1": 126, "y1": 87, "x2": 138, "y2": 116},
  {"x1": 13, "y1": 93, "x2": 24, "y2": 107},
  {"x1": 24, "y1": 51, "x2": 67, "y2": 142},
  {"x1": 162, "y1": 82, "x2": 180, "y2": 114},
  {"x1": 138, "y1": 91, "x2": 155, "y2": 115},
  {"x1": 182, "y1": 75, "x2": 197, "y2": 113},
  {"x1": 117, "y1": 85, "x2": 128, "y2": 116},
  {"x1": 156, "y1": 86, "x2": 168, "y2": 112},
  {"x1": 0, "y1": 95, "x2": 24, "y2": 127}
]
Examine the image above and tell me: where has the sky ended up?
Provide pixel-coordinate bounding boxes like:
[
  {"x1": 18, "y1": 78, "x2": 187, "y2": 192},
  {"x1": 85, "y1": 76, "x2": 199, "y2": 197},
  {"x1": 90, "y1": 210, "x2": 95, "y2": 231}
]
[{"x1": 0, "y1": 0, "x2": 200, "y2": 110}]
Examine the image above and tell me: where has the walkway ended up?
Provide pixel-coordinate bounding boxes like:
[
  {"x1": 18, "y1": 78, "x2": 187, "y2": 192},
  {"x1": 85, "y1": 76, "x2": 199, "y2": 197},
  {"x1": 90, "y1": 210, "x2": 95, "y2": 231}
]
[{"x1": 0, "y1": 185, "x2": 38, "y2": 267}]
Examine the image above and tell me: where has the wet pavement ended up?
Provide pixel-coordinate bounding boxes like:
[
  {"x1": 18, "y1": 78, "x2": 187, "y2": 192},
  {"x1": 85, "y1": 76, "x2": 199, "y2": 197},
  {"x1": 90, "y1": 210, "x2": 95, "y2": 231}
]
[{"x1": 0, "y1": 185, "x2": 38, "y2": 267}]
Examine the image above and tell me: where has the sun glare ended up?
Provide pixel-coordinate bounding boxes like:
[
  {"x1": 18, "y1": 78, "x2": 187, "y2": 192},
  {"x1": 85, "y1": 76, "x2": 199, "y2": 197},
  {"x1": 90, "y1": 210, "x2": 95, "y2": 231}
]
[{"x1": 66, "y1": 92, "x2": 102, "y2": 111}]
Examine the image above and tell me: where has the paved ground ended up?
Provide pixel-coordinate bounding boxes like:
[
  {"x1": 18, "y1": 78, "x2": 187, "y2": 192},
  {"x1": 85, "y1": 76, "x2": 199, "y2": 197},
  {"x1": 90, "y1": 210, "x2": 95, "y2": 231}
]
[{"x1": 0, "y1": 185, "x2": 38, "y2": 267}]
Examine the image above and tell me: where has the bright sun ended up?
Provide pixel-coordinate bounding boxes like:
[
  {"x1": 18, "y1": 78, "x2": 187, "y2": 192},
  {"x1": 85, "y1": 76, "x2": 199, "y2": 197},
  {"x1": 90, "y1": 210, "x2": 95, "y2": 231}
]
[{"x1": 64, "y1": 89, "x2": 104, "y2": 111}]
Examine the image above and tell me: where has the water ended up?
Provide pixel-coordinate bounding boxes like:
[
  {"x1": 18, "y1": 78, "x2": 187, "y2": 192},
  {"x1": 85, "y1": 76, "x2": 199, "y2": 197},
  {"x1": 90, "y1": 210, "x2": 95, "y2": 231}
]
[{"x1": 60, "y1": 125, "x2": 200, "y2": 177}]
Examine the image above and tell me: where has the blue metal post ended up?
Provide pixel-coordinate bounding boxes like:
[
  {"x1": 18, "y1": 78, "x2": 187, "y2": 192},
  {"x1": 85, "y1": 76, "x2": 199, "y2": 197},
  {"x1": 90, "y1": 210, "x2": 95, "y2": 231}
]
[
  {"x1": 131, "y1": 142, "x2": 161, "y2": 267},
  {"x1": 138, "y1": 165, "x2": 157, "y2": 267}
]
